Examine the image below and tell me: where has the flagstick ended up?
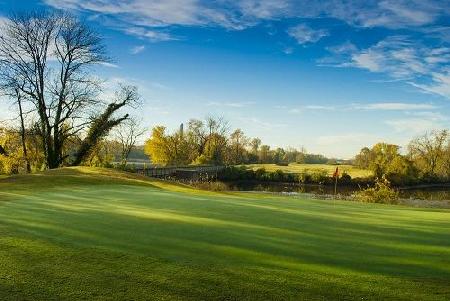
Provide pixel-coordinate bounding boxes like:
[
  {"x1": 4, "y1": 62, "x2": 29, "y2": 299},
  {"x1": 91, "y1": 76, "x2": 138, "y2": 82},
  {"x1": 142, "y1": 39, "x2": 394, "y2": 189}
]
[
  {"x1": 334, "y1": 175, "x2": 338, "y2": 195},
  {"x1": 333, "y1": 167, "x2": 338, "y2": 207}
]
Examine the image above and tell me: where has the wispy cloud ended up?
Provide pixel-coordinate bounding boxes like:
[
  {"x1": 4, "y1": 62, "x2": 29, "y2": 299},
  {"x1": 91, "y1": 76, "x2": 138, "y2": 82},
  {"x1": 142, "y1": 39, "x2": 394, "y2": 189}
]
[
  {"x1": 130, "y1": 45, "x2": 145, "y2": 55},
  {"x1": 99, "y1": 62, "x2": 119, "y2": 68},
  {"x1": 207, "y1": 101, "x2": 255, "y2": 108},
  {"x1": 412, "y1": 71, "x2": 450, "y2": 99},
  {"x1": 237, "y1": 0, "x2": 290, "y2": 19},
  {"x1": 305, "y1": 105, "x2": 335, "y2": 111},
  {"x1": 44, "y1": 0, "x2": 450, "y2": 38},
  {"x1": 325, "y1": 36, "x2": 450, "y2": 99},
  {"x1": 287, "y1": 24, "x2": 328, "y2": 45},
  {"x1": 385, "y1": 118, "x2": 441, "y2": 134},
  {"x1": 43, "y1": 1, "x2": 450, "y2": 100},
  {"x1": 123, "y1": 27, "x2": 176, "y2": 42},
  {"x1": 352, "y1": 102, "x2": 436, "y2": 111},
  {"x1": 244, "y1": 117, "x2": 287, "y2": 129}
]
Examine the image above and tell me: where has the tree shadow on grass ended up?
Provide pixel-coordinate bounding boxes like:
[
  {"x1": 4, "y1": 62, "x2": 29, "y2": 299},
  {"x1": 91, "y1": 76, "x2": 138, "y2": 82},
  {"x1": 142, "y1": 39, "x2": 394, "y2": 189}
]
[{"x1": 0, "y1": 184, "x2": 449, "y2": 300}]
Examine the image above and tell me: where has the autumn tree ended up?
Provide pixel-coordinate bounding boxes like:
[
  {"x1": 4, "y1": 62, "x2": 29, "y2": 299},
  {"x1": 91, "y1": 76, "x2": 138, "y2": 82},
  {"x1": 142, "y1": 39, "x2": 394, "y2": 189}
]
[
  {"x1": 144, "y1": 126, "x2": 190, "y2": 166},
  {"x1": 228, "y1": 129, "x2": 247, "y2": 164},
  {"x1": 354, "y1": 147, "x2": 372, "y2": 169},
  {"x1": 0, "y1": 125, "x2": 44, "y2": 173},
  {"x1": 408, "y1": 130, "x2": 449, "y2": 178}
]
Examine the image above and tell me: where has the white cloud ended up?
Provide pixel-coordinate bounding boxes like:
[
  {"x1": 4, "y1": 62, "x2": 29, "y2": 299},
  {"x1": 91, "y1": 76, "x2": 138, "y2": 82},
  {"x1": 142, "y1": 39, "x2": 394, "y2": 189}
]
[
  {"x1": 326, "y1": 36, "x2": 450, "y2": 99},
  {"x1": 353, "y1": 102, "x2": 436, "y2": 111},
  {"x1": 43, "y1": 1, "x2": 450, "y2": 100},
  {"x1": 385, "y1": 118, "x2": 441, "y2": 134},
  {"x1": 287, "y1": 24, "x2": 328, "y2": 44},
  {"x1": 405, "y1": 111, "x2": 447, "y2": 121},
  {"x1": 283, "y1": 47, "x2": 294, "y2": 55},
  {"x1": 288, "y1": 108, "x2": 301, "y2": 114},
  {"x1": 350, "y1": 36, "x2": 433, "y2": 78},
  {"x1": 322, "y1": 0, "x2": 444, "y2": 29},
  {"x1": 130, "y1": 45, "x2": 145, "y2": 55},
  {"x1": 123, "y1": 27, "x2": 176, "y2": 42},
  {"x1": 99, "y1": 62, "x2": 119, "y2": 68},
  {"x1": 413, "y1": 71, "x2": 450, "y2": 99},
  {"x1": 207, "y1": 101, "x2": 255, "y2": 108},
  {"x1": 238, "y1": 0, "x2": 290, "y2": 19},
  {"x1": 244, "y1": 117, "x2": 287, "y2": 129},
  {"x1": 44, "y1": 1, "x2": 450, "y2": 40},
  {"x1": 305, "y1": 105, "x2": 335, "y2": 111}
]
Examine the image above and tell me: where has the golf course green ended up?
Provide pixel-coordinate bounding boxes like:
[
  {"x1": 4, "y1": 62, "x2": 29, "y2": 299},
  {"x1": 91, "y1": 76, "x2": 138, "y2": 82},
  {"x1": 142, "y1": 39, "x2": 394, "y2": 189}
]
[{"x1": 0, "y1": 167, "x2": 449, "y2": 300}]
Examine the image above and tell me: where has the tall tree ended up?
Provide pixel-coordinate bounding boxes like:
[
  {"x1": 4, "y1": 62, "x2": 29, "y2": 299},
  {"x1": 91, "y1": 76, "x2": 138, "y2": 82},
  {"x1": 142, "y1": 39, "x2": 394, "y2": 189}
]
[
  {"x1": 0, "y1": 12, "x2": 133, "y2": 169},
  {"x1": 113, "y1": 117, "x2": 146, "y2": 166},
  {"x1": 229, "y1": 128, "x2": 247, "y2": 164},
  {"x1": 408, "y1": 130, "x2": 449, "y2": 177},
  {"x1": 250, "y1": 138, "x2": 261, "y2": 155}
]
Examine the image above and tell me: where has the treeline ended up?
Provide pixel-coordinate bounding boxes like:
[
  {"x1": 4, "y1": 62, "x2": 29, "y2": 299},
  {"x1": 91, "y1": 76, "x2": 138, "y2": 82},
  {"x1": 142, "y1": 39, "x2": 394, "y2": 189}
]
[
  {"x1": 354, "y1": 130, "x2": 450, "y2": 185},
  {"x1": 144, "y1": 116, "x2": 332, "y2": 166},
  {"x1": 217, "y1": 166, "x2": 358, "y2": 185},
  {"x1": 0, "y1": 119, "x2": 143, "y2": 173}
]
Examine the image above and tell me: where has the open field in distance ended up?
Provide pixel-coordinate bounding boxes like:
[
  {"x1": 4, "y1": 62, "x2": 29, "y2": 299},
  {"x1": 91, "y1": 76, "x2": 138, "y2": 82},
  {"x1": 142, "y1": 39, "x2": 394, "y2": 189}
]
[{"x1": 243, "y1": 163, "x2": 373, "y2": 178}]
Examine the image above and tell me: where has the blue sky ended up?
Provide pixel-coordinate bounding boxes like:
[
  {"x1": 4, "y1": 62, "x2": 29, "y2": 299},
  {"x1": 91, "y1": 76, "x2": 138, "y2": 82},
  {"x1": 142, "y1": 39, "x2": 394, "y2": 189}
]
[{"x1": 1, "y1": 0, "x2": 450, "y2": 158}]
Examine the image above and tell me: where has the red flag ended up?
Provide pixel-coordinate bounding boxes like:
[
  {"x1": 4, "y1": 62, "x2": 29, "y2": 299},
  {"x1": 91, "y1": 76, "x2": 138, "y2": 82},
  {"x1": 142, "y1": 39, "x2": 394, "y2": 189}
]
[{"x1": 333, "y1": 167, "x2": 339, "y2": 178}]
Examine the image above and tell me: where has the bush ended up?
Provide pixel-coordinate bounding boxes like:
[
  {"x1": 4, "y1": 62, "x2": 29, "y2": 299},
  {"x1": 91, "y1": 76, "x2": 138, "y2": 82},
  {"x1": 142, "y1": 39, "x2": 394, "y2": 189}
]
[
  {"x1": 192, "y1": 181, "x2": 229, "y2": 191},
  {"x1": 339, "y1": 172, "x2": 352, "y2": 184},
  {"x1": 309, "y1": 169, "x2": 329, "y2": 184},
  {"x1": 254, "y1": 168, "x2": 266, "y2": 181},
  {"x1": 353, "y1": 177, "x2": 399, "y2": 204},
  {"x1": 0, "y1": 154, "x2": 22, "y2": 174}
]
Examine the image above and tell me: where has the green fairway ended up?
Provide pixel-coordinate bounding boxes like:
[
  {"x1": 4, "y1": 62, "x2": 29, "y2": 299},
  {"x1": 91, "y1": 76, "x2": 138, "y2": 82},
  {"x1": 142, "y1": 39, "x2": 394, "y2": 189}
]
[
  {"x1": 0, "y1": 168, "x2": 449, "y2": 300},
  {"x1": 243, "y1": 163, "x2": 372, "y2": 178}
]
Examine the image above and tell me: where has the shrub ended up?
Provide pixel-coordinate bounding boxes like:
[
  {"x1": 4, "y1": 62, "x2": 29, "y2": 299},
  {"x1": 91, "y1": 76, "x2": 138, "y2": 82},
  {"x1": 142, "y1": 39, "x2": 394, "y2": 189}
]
[
  {"x1": 192, "y1": 181, "x2": 229, "y2": 191},
  {"x1": 0, "y1": 154, "x2": 22, "y2": 174},
  {"x1": 298, "y1": 172, "x2": 311, "y2": 184},
  {"x1": 353, "y1": 177, "x2": 399, "y2": 204},
  {"x1": 309, "y1": 169, "x2": 329, "y2": 184},
  {"x1": 339, "y1": 172, "x2": 352, "y2": 184},
  {"x1": 270, "y1": 169, "x2": 285, "y2": 181},
  {"x1": 254, "y1": 168, "x2": 266, "y2": 181}
]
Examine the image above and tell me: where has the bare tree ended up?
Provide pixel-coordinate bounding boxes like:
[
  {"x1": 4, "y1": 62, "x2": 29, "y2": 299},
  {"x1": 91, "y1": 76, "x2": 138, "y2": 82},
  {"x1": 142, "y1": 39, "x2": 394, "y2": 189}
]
[
  {"x1": 113, "y1": 117, "x2": 146, "y2": 166},
  {"x1": 0, "y1": 12, "x2": 136, "y2": 168}
]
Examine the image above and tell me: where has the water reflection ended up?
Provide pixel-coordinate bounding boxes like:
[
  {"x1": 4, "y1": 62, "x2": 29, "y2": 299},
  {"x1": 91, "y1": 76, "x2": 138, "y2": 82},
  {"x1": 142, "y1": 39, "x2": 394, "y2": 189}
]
[{"x1": 225, "y1": 182, "x2": 450, "y2": 201}]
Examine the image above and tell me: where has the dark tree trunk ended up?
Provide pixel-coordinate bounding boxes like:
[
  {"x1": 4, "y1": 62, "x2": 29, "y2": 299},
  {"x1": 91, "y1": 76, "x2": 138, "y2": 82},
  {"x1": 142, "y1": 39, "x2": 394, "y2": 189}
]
[
  {"x1": 72, "y1": 103, "x2": 129, "y2": 166},
  {"x1": 16, "y1": 90, "x2": 31, "y2": 173}
]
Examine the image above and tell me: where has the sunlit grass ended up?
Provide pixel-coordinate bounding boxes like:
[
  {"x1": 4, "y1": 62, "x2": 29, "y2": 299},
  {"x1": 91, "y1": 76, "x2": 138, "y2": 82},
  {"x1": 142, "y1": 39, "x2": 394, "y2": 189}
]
[
  {"x1": 0, "y1": 167, "x2": 448, "y2": 300},
  {"x1": 243, "y1": 163, "x2": 372, "y2": 178}
]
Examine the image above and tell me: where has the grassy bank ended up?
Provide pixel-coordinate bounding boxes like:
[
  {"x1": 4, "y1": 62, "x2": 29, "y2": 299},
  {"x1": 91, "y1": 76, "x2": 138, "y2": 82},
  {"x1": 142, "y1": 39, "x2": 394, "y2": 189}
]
[{"x1": 0, "y1": 167, "x2": 449, "y2": 300}]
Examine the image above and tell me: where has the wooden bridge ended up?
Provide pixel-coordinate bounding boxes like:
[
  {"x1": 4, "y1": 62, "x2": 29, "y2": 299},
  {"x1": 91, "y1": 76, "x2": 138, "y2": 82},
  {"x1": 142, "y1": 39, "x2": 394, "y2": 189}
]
[{"x1": 134, "y1": 165, "x2": 225, "y2": 181}]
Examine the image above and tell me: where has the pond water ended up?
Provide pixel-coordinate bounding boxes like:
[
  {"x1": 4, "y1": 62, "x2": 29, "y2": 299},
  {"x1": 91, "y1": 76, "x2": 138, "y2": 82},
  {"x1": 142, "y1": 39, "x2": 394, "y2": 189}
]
[{"x1": 225, "y1": 182, "x2": 450, "y2": 201}]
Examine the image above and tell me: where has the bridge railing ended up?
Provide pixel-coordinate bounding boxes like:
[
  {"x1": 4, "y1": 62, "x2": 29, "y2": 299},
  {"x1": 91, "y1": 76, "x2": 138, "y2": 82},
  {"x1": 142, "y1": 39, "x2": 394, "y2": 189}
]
[{"x1": 134, "y1": 165, "x2": 225, "y2": 180}]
